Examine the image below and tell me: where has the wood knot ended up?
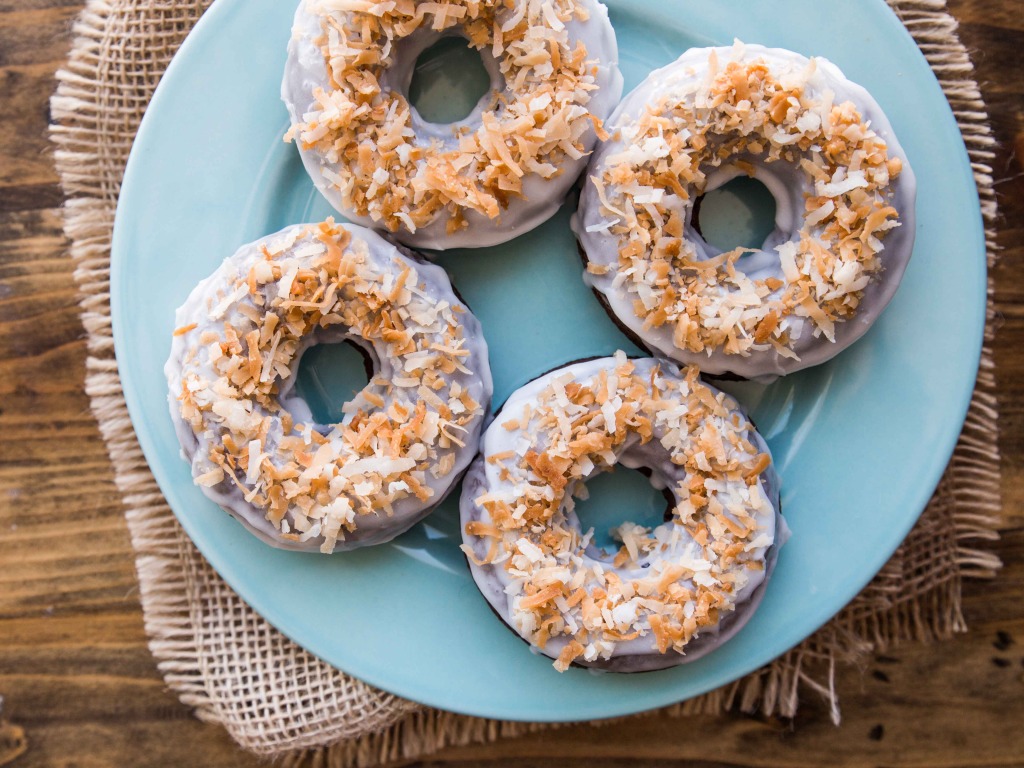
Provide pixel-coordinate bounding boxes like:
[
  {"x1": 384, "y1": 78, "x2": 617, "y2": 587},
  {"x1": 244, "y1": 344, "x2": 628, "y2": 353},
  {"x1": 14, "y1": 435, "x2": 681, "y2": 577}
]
[{"x1": 0, "y1": 720, "x2": 28, "y2": 766}]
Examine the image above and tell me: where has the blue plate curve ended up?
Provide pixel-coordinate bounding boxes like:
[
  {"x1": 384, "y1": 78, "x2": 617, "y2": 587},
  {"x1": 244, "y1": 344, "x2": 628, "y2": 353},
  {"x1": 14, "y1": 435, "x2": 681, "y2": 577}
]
[{"x1": 111, "y1": 0, "x2": 985, "y2": 721}]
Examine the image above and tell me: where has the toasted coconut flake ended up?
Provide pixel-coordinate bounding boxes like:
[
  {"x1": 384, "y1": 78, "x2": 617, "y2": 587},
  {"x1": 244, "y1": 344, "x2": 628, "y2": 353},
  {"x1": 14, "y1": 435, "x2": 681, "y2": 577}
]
[{"x1": 553, "y1": 640, "x2": 586, "y2": 672}]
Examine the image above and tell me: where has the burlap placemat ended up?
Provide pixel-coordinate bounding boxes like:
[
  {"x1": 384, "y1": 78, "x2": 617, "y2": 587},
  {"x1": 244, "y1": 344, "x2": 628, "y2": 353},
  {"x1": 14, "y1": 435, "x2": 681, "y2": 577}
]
[{"x1": 50, "y1": 0, "x2": 1002, "y2": 764}]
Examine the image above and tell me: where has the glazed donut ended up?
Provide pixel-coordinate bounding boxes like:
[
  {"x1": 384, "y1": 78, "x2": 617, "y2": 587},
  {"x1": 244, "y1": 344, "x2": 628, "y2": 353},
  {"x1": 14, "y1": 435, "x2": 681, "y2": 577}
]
[
  {"x1": 574, "y1": 43, "x2": 916, "y2": 378},
  {"x1": 460, "y1": 353, "x2": 783, "y2": 672},
  {"x1": 282, "y1": 0, "x2": 622, "y2": 249},
  {"x1": 166, "y1": 219, "x2": 492, "y2": 553}
]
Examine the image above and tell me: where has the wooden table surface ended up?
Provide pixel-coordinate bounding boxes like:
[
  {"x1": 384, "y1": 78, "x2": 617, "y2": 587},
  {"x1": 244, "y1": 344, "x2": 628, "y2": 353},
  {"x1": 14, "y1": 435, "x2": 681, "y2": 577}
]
[{"x1": 1, "y1": 1, "x2": 1021, "y2": 766}]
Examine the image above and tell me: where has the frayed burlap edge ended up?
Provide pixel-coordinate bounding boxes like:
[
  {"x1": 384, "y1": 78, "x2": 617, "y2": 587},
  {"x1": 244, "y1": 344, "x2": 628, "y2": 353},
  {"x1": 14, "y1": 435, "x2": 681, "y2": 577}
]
[{"x1": 50, "y1": 0, "x2": 1001, "y2": 763}]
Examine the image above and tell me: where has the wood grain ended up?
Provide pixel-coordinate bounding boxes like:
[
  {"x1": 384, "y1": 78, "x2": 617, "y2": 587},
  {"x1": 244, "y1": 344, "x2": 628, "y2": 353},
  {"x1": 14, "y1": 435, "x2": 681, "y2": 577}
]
[{"x1": 0, "y1": 0, "x2": 1021, "y2": 766}]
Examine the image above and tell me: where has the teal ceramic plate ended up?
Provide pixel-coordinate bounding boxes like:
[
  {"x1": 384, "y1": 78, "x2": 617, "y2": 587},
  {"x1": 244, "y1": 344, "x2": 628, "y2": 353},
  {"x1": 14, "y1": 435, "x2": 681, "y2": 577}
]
[{"x1": 111, "y1": 0, "x2": 985, "y2": 720}]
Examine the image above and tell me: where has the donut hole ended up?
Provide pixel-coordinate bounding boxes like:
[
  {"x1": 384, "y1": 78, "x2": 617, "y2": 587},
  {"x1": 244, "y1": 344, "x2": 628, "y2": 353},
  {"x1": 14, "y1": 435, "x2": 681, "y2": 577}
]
[
  {"x1": 573, "y1": 466, "x2": 674, "y2": 559},
  {"x1": 691, "y1": 176, "x2": 778, "y2": 254},
  {"x1": 408, "y1": 36, "x2": 492, "y2": 125},
  {"x1": 290, "y1": 339, "x2": 376, "y2": 427}
]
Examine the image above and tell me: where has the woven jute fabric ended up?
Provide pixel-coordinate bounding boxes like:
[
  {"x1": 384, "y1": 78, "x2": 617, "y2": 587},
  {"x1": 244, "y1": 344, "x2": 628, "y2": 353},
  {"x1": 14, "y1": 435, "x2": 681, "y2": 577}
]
[{"x1": 50, "y1": 0, "x2": 1002, "y2": 764}]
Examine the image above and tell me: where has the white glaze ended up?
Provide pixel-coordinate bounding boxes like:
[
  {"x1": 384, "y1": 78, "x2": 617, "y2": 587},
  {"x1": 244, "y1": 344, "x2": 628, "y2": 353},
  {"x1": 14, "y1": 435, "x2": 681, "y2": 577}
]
[
  {"x1": 460, "y1": 357, "x2": 784, "y2": 671},
  {"x1": 166, "y1": 222, "x2": 493, "y2": 552},
  {"x1": 574, "y1": 44, "x2": 917, "y2": 379},
  {"x1": 282, "y1": 0, "x2": 623, "y2": 250}
]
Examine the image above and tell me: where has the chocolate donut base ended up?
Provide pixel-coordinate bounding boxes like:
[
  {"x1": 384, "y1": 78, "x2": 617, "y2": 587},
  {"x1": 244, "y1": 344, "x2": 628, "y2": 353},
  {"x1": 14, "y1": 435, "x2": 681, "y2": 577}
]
[
  {"x1": 166, "y1": 222, "x2": 493, "y2": 553},
  {"x1": 459, "y1": 358, "x2": 784, "y2": 672}
]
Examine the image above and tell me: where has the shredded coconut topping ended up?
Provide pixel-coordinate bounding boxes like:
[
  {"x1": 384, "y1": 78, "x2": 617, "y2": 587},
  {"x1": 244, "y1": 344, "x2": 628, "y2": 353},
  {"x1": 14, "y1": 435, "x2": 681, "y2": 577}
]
[
  {"x1": 289, "y1": 0, "x2": 605, "y2": 237},
  {"x1": 589, "y1": 46, "x2": 905, "y2": 359},
  {"x1": 173, "y1": 219, "x2": 484, "y2": 553},
  {"x1": 462, "y1": 353, "x2": 775, "y2": 670}
]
